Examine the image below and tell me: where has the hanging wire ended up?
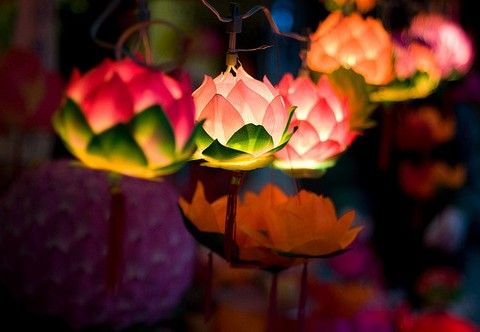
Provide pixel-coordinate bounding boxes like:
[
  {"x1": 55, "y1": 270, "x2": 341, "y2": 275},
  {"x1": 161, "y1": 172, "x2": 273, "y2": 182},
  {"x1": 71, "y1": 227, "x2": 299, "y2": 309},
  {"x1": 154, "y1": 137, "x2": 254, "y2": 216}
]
[
  {"x1": 90, "y1": 0, "x2": 189, "y2": 71},
  {"x1": 90, "y1": 0, "x2": 122, "y2": 50},
  {"x1": 200, "y1": 0, "x2": 308, "y2": 51}
]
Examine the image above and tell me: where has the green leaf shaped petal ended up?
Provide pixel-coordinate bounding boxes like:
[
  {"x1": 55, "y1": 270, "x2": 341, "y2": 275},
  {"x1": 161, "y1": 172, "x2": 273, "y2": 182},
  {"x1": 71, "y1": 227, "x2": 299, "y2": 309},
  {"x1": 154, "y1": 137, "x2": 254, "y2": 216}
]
[
  {"x1": 226, "y1": 124, "x2": 274, "y2": 155},
  {"x1": 87, "y1": 124, "x2": 148, "y2": 168},
  {"x1": 53, "y1": 98, "x2": 94, "y2": 153},
  {"x1": 130, "y1": 105, "x2": 175, "y2": 165},
  {"x1": 182, "y1": 120, "x2": 206, "y2": 154},
  {"x1": 202, "y1": 139, "x2": 250, "y2": 161}
]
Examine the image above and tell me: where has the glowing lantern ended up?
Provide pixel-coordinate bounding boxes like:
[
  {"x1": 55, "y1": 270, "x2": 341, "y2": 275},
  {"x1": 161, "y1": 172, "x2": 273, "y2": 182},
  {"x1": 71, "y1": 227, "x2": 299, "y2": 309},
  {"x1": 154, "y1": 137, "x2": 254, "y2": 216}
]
[
  {"x1": 307, "y1": 11, "x2": 394, "y2": 85},
  {"x1": 273, "y1": 73, "x2": 357, "y2": 176},
  {"x1": 408, "y1": 13, "x2": 474, "y2": 78},
  {"x1": 370, "y1": 41, "x2": 442, "y2": 102},
  {"x1": 395, "y1": 106, "x2": 455, "y2": 151},
  {"x1": 399, "y1": 312, "x2": 477, "y2": 332},
  {"x1": 179, "y1": 182, "x2": 361, "y2": 269},
  {"x1": 0, "y1": 48, "x2": 63, "y2": 131},
  {"x1": 53, "y1": 58, "x2": 202, "y2": 179},
  {"x1": 192, "y1": 66, "x2": 295, "y2": 171},
  {"x1": 398, "y1": 161, "x2": 466, "y2": 200}
]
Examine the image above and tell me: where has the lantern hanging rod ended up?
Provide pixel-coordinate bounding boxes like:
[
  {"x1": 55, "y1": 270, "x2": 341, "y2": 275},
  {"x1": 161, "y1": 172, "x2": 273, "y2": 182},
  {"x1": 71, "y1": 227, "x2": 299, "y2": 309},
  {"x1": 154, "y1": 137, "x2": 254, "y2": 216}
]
[{"x1": 200, "y1": 0, "x2": 308, "y2": 68}]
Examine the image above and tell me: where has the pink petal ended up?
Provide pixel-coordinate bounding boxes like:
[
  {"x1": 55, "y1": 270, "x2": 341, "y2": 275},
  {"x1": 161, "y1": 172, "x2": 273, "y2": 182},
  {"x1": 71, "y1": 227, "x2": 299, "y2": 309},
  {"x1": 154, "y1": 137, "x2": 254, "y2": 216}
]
[
  {"x1": 306, "y1": 99, "x2": 337, "y2": 141},
  {"x1": 192, "y1": 75, "x2": 217, "y2": 119},
  {"x1": 128, "y1": 71, "x2": 175, "y2": 112},
  {"x1": 262, "y1": 95, "x2": 288, "y2": 145},
  {"x1": 275, "y1": 144, "x2": 302, "y2": 162},
  {"x1": 67, "y1": 59, "x2": 113, "y2": 103},
  {"x1": 287, "y1": 120, "x2": 321, "y2": 155},
  {"x1": 236, "y1": 67, "x2": 275, "y2": 101},
  {"x1": 286, "y1": 77, "x2": 318, "y2": 119},
  {"x1": 165, "y1": 94, "x2": 195, "y2": 149},
  {"x1": 302, "y1": 139, "x2": 342, "y2": 161},
  {"x1": 316, "y1": 76, "x2": 347, "y2": 121},
  {"x1": 227, "y1": 79, "x2": 269, "y2": 125},
  {"x1": 277, "y1": 73, "x2": 295, "y2": 97},
  {"x1": 82, "y1": 73, "x2": 134, "y2": 133},
  {"x1": 109, "y1": 57, "x2": 146, "y2": 83},
  {"x1": 198, "y1": 94, "x2": 244, "y2": 144}
]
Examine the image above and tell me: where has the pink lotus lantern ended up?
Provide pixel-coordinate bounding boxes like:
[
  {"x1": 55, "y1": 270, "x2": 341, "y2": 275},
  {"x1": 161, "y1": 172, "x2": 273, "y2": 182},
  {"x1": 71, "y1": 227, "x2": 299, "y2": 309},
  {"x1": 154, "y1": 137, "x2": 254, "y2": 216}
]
[
  {"x1": 192, "y1": 66, "x2": 295, "y2": 170},
  {"x1": 370, "y1": 41, "x2": 442, "y2": 102},
  {"x1": 54, "y1": 58, "x2": 202, "y2": 179},
  {"x1": 273, "y1": 73, "x2": 357, "y2": 177},
  {"x1": 0, "y1": 48, "x2": 63, "y2": 131},
  {"x1": 408, "y1": 13, "x2": 474, "y2": 78}
]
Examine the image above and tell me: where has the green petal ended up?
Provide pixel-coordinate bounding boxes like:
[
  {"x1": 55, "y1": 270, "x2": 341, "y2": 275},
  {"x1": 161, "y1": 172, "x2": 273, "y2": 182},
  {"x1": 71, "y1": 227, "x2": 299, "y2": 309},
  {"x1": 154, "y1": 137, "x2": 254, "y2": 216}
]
[
  {"x1": 281, "y1": 106, "x2": 296, "y2": 138},
  {"x1": 270, "y1": 125, "x2": 298, "y2": 154},
  {"x1": 182, "y1": 120, "x2": 206, "y2": 154},
  {"x1": 226, "y1": 124, "x2": 274, "y2": 154},
  {"x1": 53, "y1": 98, "x2": 94, "y2": 152},
  {"x1": 202, "y1": 139, "x2": 250, "y2": 161},
  {"x1": 129, "y1": 105, "x2": 175, "y2": 159},
  {"x1": 87, "y1": 124, "x2": 148, "y2": 167},
  {"x1": 328, "y1": 68, "x2": 376, "y2": 130},
  {"x1": 195, "y1": 124, "x2": 213, "y2": 150}
]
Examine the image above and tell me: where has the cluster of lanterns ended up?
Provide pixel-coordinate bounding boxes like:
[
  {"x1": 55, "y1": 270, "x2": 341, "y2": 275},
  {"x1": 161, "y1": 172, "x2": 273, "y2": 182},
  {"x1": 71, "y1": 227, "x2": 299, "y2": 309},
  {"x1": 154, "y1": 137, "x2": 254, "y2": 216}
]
[
  {"x1": 49, "y1": 2, "x2": 474, "y2": 328},
  {"x1": 53, "y1": 3, "x2": 474, "y2": 269}
]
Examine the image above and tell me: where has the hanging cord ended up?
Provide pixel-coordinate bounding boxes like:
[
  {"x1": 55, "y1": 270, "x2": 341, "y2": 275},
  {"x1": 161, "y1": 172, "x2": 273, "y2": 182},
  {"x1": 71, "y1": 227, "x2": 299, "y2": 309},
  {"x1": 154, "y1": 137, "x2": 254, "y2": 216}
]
[
  {"x1": 200, "y1": 0, "x2": 308, "y2": 71},
  {"x1": 91, "y1": 0, "x2": 189, "y2": 71}
]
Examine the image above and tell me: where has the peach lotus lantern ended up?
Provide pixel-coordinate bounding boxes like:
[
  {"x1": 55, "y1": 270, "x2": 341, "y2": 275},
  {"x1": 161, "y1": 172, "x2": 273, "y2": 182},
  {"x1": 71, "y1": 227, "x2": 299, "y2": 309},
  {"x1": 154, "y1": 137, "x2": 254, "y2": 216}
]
[
  {"x1": 192, "y1": 66, "x2": 295, "y2": 171},
  {"x1": 273, "y1": 73, "x2": 357, "y2": 177},
  {"x1": 306, "y1": 11, "x2": 394, "y2": 86},
  {"x1": 53, "y1": 57, "x2": 203, "y2": 179}
]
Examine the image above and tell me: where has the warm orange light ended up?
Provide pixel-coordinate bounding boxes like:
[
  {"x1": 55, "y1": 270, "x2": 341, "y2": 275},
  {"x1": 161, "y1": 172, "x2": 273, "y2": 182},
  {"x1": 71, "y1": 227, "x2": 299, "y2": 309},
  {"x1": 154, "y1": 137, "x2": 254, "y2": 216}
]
[
  {"x1": 307, "y1": 11, "x2": 394, "y2": 85},
  {"x1": 179, "y1": 182, "x2": 361, "y2": 268}
]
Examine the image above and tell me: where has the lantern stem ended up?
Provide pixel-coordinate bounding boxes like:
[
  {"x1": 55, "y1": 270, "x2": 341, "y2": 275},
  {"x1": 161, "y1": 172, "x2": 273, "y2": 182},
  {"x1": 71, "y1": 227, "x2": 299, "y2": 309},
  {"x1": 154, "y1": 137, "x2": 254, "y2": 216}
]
[
  {"x1": 224, "y1": 171, "x2": 245, "y2": 262},
  {"x1": 105, "y1": 173, "x2": 126, "y2": 293},
  {"x1": 297, "y1": 261, "x2": 309, "y2": 332},
  {"x1": 267, "y1": 272, "x2": 279, "y2": 332},
  {"x1": 226, "y1": 3, "x2": 241, "y2": 68},
  {"x1": 204, "y1": 251, "x2": 214, "y2": 322}
]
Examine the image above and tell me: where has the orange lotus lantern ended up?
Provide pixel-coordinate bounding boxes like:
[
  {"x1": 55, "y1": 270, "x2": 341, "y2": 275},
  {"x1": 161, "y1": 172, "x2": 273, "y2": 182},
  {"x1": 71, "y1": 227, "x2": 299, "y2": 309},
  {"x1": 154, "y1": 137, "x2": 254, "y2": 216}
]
[
  {"x1": 273, "y1": 73, "x2": 357, "y2": 177},
  {"x1": 192, "y1": 66, "x2": 295, "y2": 171},
  {"x1": 395, "y1": 106, "x2": 455, "y2": 151},
  {"x1": 307, "y1": 11, "x2": 394, "y2": 86},
  {"x1": 398, "y1": 161, "x2": 466, "y2": 200},
  {"x1": 179, "y1": 182, "x2": 361, "y2": 269},
  {"x1": 53, "y1": 58, "x2": 202, "y2": 178}
]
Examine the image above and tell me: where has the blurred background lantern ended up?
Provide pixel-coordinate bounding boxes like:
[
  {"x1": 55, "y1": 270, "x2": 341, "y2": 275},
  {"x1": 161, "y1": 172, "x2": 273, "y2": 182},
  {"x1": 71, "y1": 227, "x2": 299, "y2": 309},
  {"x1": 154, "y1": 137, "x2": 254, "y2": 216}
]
[
  {"x1": 0, "y1": 160, "x2": 195, "y2": 329},
  {"x1": 54, "y1": 57, "x2": 201, "y2": 179},
  {"x1": 408, "y1": 12, "x2": 474, "y2": 79},
  {"x1": 307, "y1": 11, "x2": 394, "y2": 86}
]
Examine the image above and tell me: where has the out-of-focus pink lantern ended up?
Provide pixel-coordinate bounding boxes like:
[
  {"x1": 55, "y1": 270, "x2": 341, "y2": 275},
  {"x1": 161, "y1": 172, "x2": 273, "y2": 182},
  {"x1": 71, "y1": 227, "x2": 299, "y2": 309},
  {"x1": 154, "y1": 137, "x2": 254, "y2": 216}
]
[
  {"x1": 408, "y1": 13, "x2": 474, "y2": 78},
  {"x1": 273, "y1": 74, "x2": 357, "y2": 177},
  {"x1": 370, "y1": 41, "x2": 442, "y2": 102},
  {"x1": 192, "y1": 66, "x2": 295, "y2": 170}
]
